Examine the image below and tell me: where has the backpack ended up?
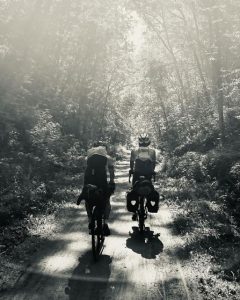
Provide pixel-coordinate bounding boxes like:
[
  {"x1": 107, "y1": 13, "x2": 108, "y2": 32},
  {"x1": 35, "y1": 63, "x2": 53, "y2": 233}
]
[
  {"x1": 87, "y1": 154, "x2": 107, "y2": 169},
  {"x1": 134, "y1": 148, "x2": 153, "y2": 175},
  {"x1": 84, "y1": 154, "x2": 108, "y2": 190}
]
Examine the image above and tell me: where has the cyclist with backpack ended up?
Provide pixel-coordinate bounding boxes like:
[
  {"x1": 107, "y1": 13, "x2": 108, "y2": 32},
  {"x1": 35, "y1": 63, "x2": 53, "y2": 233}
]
[
  {"x1": 128, "y1": 134, "x2": 159, "y2": 220},
  {"x1": 77, "y1": 141, "x2": 115, "y2": 236},
  {"x1": 130, "y1": 134, "x2": 156, "y2": 184}
]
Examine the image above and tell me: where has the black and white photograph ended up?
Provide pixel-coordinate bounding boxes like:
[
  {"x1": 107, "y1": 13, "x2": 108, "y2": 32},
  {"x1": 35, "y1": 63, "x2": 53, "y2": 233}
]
[{"x1": 0, "y1": 0, "x2": 240, "y2": 299}]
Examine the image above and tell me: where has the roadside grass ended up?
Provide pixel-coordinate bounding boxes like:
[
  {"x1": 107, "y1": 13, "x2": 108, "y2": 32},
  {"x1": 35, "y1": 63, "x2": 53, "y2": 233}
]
[
  {"x1": 159, "y1": 175, "x2": 240, "y2": 298},
  {"x1": 0, "y1": 174, "x2": 81, "y2": 293},
  {"x1": 0, "y1": 173, "x2": 81, "y2": 254}
]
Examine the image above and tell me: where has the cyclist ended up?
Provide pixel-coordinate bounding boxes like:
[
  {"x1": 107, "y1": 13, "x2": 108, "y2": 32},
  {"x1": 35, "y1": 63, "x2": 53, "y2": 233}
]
[
  {"x1": 77, "y1": 141, "x2": 115, "y2": 236},
  {"x1": 130, "y1": 134, "x2": 156, "y2": 184},
  {"x1": 129, "y1": 134, "x2": 156, "y2": 220}
]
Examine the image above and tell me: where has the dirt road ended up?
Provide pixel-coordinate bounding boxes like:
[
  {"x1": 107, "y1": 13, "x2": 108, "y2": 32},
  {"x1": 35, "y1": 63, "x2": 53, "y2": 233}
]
[{"x1": 1, "y1": 157, "x2": 201, "y2": 300}]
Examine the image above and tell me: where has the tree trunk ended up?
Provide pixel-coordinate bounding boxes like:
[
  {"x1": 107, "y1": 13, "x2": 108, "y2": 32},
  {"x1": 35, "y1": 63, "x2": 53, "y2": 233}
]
[
  {"x1": 211, "y1": 7, "x2": 226, "y2": 144},
  {"x1": 179, "y1": 7, "x2": 211, "y2": 104}
]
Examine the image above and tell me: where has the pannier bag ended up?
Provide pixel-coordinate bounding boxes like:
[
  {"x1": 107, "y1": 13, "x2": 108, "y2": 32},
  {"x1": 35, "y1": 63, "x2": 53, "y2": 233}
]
[
  {"x1": 146, "y1": 190, "x2": 160, "y2": 213},
  {"x1": 133, "y1": 179, "x2": 154, "y2": 196},
  {"x1": 126, "y1": 189, "x2": 139, "y2": 212}
]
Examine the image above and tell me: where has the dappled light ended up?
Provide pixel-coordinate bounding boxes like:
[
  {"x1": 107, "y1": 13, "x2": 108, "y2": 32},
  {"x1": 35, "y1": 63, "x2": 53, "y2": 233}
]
[{"x1": 1, "y1": 0, "x2": 240, "y2": 299}]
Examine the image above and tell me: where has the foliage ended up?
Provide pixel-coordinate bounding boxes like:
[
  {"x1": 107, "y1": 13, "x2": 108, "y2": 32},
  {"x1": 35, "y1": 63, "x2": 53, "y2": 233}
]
[
  {"x1": 127, "y1": 0, "x2": 240, "y2": 152},
  {"x1": 0, "y1": 0, "x2": 133, "y2": 225},
  {"x1": 0, "y1": 0, "x2": 240, "y2": 234}
]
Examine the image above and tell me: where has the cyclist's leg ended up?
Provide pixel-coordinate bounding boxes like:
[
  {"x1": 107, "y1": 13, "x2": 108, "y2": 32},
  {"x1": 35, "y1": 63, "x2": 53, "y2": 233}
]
[
  {"x1": 103, "y1": 196, "x2": 111, "y2": 236},
  {"x1": 104, "y1": 196, "x2": 111, "y2": 219},
  {"x1": 85, "y1": 201, "x2": 93, "y2": 228}
]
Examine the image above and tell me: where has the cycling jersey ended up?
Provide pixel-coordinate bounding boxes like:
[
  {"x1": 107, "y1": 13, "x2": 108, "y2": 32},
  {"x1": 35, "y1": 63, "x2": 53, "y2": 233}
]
[{"x1": 130, "y1": 147, "x2": 156, "y2": 174}]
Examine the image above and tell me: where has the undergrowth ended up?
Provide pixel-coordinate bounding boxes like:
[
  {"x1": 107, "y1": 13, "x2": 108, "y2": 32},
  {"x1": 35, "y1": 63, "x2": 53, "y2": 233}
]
[
  {"x1": 159, "y1": 170, "x2": 240, "y2": 291},
  {"x1": 0, "y1": 174, "x2": 81, "y2": 254}
]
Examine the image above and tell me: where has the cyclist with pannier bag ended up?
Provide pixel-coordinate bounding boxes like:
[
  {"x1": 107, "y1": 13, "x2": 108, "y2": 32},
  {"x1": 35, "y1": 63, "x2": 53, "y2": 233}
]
[{"x1": 127, "y1": 134, "x2": 159, "y2": 221}]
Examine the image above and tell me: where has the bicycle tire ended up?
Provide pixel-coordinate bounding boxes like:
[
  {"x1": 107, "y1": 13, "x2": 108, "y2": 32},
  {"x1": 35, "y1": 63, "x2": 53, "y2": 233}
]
[
  {"x1": 138, "y1": 196, "x2": 145, "y2": 234},
  {"x1": 97, "y1": 218, "x2": 105, "y2": 253},
  {"x1": 138, "y1": 213, "x2": 145, "y2": 233},
  {"x1": 91, "y1": 207, "x2": 105, "y2": 261},
  {"x1": 91, "y1": 217, "x2": 98, "y2": 261}
]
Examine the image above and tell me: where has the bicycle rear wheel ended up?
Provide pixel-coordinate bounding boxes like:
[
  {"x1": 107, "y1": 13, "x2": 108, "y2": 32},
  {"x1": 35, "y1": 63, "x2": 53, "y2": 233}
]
[
  {"x1": 138, "y1": 196, "x2": 145, "y2": 234},
  {"x1": 91, "y1": 209, "x2": 105, "y2": 261},
  {"x1": 97, "y1": 218, "x2": 105, "y2": 252},
  {"x1": 138, "y1": 213, "x2": 145, "y2": 233},
  {"x1": 91, "y1": 218, "x2": 98, "y2": 261}
]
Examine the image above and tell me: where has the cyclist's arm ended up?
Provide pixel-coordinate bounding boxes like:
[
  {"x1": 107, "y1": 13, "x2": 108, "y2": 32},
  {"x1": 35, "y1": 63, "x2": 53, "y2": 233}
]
[
  {"x1": 108, "y1": 165, "x2": 115, "y2": 183},
  {"x1": 152, "y1": 150, "x2": 156, "y2": 171},
  {"x1": 130, "y1": 150, "x2": 135, "y2": 172},
  {"x1": 108, "y1": 157, "x2": 115, "y2": 183}
]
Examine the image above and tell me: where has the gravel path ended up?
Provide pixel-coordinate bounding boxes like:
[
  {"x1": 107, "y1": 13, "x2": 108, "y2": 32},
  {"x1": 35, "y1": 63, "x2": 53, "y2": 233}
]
[{"x1": 1, "y1": 157, "x2": 201, "y2": 300}]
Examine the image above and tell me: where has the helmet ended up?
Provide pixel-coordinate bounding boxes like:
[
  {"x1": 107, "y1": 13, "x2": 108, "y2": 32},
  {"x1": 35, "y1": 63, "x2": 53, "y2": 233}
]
[
  {"x1": 138, "y1": 133, "x2": 151, "y2": 147},
  {"x1": 93, "y1": 140, "x2": 107, "y2": 148}
]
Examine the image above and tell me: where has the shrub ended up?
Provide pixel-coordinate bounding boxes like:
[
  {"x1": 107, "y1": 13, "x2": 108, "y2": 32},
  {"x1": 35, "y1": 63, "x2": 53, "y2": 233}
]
[
  {"x1": 165, "y1": 152, "x2": 207, "y2": 182},
  {"x1": 203, "y1": 150, "x2": 240, "y2": 186}
]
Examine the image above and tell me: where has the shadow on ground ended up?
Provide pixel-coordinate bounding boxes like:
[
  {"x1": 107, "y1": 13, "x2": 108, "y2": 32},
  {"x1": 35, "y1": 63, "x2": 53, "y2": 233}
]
[
  {"x1": 126, "y1": 227, "x2": 163, "y2": 259},
  {"x1": 65, "y1": 251, "x2": 112, "y2": 300}
]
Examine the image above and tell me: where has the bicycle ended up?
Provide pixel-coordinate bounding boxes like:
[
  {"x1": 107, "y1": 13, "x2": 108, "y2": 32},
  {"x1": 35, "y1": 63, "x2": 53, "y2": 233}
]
[
  {"x1": 84, "y1": 184, "x2": 107, "y2": 261},
  {"x1": 128, "y1": 172, "x2": 157, "y2": 234}
]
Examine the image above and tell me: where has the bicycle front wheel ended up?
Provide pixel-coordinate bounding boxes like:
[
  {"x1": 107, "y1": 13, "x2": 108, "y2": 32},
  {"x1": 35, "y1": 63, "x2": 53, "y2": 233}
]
[
  {"x1": 91, "y1": 214, "x2": 105, "y2": 261},
  {"x1": 91, "y1": 218, "x2": 98, "y2": 261},
  {"x1": 97, "y1": 218, "x2": 105, "y2": 252}
]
